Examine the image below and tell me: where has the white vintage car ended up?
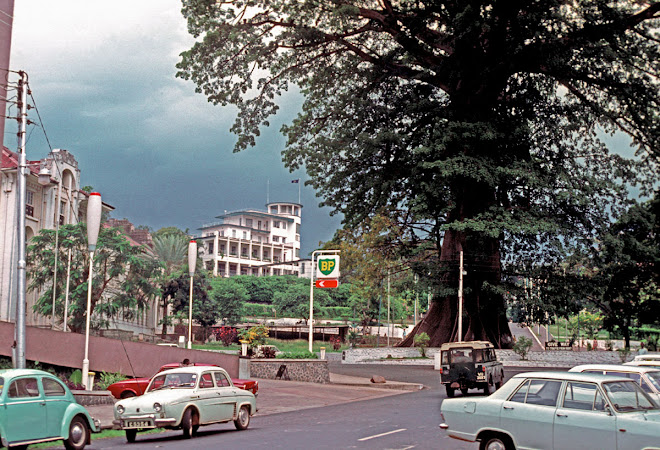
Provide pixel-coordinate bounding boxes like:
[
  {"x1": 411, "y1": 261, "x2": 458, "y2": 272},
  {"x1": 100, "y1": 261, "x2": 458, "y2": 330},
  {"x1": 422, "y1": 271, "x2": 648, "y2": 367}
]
[
  {"x1": 440, "y1": 371, "x2": 660, "y2": 450},
  {"x1": 113, "y1": 366, "x2": 256, "y2": 442},
  {"x1": 569, "y1": 364, "x2": 660, "y2": 404}
]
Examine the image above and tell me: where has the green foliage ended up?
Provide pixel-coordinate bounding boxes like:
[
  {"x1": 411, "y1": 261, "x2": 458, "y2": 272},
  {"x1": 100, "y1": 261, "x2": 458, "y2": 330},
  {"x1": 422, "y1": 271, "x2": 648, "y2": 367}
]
[
  {"x1": 178, "y1": 0, "x2": 660, "y2": 347},
  {"x1": 96, "y1": 372, "x2": 127, "y2": 390},
  {"x1": 239, "y1": 325, "x2": 269, "y2": 349},
  {"x1": 244, "y1": 303, "x2": 274, "y2": 318},
  {"x1": 69, "y1": 369, "x2": 82, "y2": 385},
  {"x1": 208, "y1": 277, "x2": 248, "y2": 325},
  {"x1": 27, "y1": 223, "x2": 161, "y2": 333},
  {"x1": 414, "y1": 332, "x2": 430, "y2": 357},
  {"x1": 513, "y1": 336, "x2": 533, "y2": 360},
  {"x1": 278, "y1": 351, "x2": 318, "y2": 360},
  {"x1": 568, "y1": 311, "x2": 604, "y2": 340}
]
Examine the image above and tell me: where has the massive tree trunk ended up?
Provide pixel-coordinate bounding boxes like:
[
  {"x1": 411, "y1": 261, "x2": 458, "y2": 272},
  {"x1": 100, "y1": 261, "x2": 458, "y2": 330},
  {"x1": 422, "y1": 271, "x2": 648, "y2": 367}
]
[{"x1": 400, "y1": 149, "x2": 514, "y2": 348}]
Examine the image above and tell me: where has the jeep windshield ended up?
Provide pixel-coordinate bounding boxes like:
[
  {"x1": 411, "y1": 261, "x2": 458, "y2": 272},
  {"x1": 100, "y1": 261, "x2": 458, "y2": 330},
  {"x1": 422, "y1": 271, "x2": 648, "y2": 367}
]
[{"x1": 147, "y1": 373, "x2": 197, "y2": 392}]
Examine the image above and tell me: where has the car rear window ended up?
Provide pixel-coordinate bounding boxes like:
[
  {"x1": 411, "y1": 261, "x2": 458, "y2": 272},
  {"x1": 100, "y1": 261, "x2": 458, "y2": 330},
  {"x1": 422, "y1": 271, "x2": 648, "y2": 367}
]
[{"x1": 509, "y1": 379, "x2": 561, "y2": 406}]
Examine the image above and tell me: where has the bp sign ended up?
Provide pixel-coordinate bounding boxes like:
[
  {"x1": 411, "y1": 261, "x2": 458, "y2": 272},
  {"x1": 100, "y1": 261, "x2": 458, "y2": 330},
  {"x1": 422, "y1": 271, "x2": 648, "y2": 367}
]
[{"x1": 316, "y1": 255, "x2": 340, "y2": 279}]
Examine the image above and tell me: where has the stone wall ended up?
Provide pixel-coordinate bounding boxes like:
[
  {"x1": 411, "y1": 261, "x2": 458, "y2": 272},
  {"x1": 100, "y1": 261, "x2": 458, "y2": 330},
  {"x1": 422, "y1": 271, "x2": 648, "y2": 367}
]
[
  {"x1": 72, "y1": 390, "x2": 115, "y2": 406},
  {"x1": 341, "y1": 347, "x2": 632, "y2": 367},
  {"x1": 249, "y1": 359, "x2": 330, "y2": 384}
]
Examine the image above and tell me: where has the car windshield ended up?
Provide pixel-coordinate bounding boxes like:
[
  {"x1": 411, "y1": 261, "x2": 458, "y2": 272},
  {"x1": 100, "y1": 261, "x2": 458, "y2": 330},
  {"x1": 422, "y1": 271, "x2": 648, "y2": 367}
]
[
  {"x1": 603, "y1": 380, "x2": 659, "y2": 412},
  {"x1": 644, "y1": 372, "x2": 660, "y2": 391},
  {"x1": 147, "y1": 373, "x2": 197, "y2": 392}
]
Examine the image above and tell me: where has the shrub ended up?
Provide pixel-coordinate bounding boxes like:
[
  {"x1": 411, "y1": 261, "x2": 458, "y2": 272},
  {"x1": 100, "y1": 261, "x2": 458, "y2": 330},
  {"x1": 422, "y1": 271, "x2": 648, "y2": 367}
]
[
  {"x1": 260, "y1": 346, "x2": 278, "y2": 358},
  {"x1": 414, "y1": 332, "x2": 431, "y2": 357},
  {"x1": 215, "y1": 326, "x2": 238, "y2": 346},
  {"x1": 617, "y1": 347, "x2": 631, "y2": 363},
  {"x1": 278, "y1": 351, "x2": 318, "y2": 359},
  {"x1": 96, "y1": 372, "x2": 127, "y2": 391},
  {"x1": 329, "y1": 335, "x2": 342, "y2": 350},
  {"x1": 239, "y1": 325, "x2": 269, "y2": 349},
  {"x1": 513, "y1": 336, "x2": 533, "y2": 360}
]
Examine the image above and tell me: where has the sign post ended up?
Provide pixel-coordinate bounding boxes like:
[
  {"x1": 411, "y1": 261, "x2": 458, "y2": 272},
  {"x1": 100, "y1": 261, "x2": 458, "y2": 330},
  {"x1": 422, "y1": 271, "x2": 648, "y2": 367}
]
[{"x1": 309, "y1": 250, "x2": 340, "y2": 352}]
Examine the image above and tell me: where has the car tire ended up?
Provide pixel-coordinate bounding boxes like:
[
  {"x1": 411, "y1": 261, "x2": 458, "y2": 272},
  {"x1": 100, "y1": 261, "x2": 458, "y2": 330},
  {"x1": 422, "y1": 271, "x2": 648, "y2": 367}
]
[
  {"x1": 120, "y1": 391, "x2": 136, "y2": 399},
  {"x1": 182, "y1": 408, "x2": 195, "y2": 439},
  {"x1": 483, "y1": 381, "x2": 492, "y2": 395},
  {"x1": 460, "y1": 387, "x2": 469, "y2": 396},
  {"x1": 63, "y1": 415, "x2": 89, "y2": 450},
  {"x1": 125, "y1": 429, "x2": 137, "y2": 443},
  {"x1": 495, "y1": 380, "x2": 502, "y2": 390},
  {"x1": 445, "y1": 385, "x2": 455, "y2": 397},
  {"x1": 479, "y1": 434, "x2": 514, "y2": 450},
  {"x1": 234, "y1": 405, "x2": 250, "y2": 430}
]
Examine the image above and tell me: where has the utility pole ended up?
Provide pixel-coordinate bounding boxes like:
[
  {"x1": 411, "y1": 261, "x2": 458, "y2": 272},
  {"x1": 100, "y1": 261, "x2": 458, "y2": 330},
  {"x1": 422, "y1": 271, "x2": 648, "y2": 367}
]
[
  {"x1": 387, "y1": 271, "x2": 390, "y2": 347},
  {"x1": 458, "y1": 250, "x2": 464, "y2": 342},
  {"x1": 14, "y1": 71, "x2": 28, "y2": 369}
]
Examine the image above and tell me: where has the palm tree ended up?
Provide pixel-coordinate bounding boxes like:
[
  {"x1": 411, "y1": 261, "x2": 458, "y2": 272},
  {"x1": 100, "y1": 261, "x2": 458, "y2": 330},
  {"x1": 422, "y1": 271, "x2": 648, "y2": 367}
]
[{"x1": 148, "y1": 234, "x2": 189, "y2": 337}]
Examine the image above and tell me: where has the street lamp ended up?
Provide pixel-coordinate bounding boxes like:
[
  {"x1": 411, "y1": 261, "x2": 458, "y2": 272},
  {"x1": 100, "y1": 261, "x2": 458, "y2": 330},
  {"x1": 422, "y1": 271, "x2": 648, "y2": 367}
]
[
  {"x1": 187, "y1": 240, "x2": 197, "y2": 349},
  {"x1": 82, "y1": 192, "x2": 102, "y2": 390}
]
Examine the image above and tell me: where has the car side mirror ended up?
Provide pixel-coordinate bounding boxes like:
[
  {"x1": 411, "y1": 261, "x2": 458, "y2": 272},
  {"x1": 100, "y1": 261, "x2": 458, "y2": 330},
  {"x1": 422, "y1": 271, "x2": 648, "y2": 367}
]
[{"x1": 604, "y1": 404, "x2": 613, "y2": 416}]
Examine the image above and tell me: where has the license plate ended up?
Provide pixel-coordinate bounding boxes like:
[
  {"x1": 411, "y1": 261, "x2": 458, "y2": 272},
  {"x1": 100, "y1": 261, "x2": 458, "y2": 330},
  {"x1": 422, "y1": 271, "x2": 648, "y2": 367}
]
[{"x1": 124, "y1": 420, "x2": 153, "y2": 429}]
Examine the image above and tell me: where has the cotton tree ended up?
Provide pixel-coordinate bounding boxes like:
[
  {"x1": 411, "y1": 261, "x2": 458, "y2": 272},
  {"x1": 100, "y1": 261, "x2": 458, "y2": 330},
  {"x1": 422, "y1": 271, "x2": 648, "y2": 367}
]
[{"x1": 178, "y1": 1, "x2": 659, "y2": 347}]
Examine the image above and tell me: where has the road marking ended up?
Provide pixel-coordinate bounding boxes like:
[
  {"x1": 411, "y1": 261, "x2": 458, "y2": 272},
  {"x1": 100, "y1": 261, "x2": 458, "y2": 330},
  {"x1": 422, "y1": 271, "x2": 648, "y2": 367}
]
[{"x1": 358, "y1": 428, "x2": 407, "y2": 441}]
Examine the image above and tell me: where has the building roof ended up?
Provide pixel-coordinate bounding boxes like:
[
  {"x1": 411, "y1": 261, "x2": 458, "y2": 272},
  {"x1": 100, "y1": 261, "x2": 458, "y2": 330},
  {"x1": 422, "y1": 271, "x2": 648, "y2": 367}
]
[{"x1": 1, "y1": 145, "x2": 41, "y2": 175}]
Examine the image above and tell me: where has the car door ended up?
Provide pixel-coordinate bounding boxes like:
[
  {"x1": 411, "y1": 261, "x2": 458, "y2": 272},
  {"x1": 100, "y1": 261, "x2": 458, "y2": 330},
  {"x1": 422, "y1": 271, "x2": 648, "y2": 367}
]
[
  {"x1": 213, "y1": 371, "x2": 239, "y2": 421},
  {"x1": 5, "y1": 376, "x2": 48, "y2": 442},
  {"x1": 500, "y1": 378, "x2": 561, "y2": 449},
  {"x1": 553, "y1": 381, "x2": 616, "y2": 450},
  {"x1": 42, "y1": 376, "x2": 70, "y2": 438}
]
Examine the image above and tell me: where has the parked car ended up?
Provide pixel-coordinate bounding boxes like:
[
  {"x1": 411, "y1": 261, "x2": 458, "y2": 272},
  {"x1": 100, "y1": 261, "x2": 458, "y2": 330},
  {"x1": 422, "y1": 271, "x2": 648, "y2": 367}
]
[
  {"x1": 631, "y1": 354, "x2": 660, "y2": 363},
  {"x1": 440, "y1": 371, "x2": 660, "y2": 450},
  {"x1": 569, "y1": 364, "x2": 660, "y2": 403},
  {"x1": 0, "y1": 369, "x2": 100, "y2": 450},
  {"x1": 107, "y1": 362, "x2": 258, "y2": 399},
  {"x1": 113, "y1": 366, "x2": 256, "y2": 442},
  {"x1": 439, "y1": 340, "x2": 504, "y2": 397}
]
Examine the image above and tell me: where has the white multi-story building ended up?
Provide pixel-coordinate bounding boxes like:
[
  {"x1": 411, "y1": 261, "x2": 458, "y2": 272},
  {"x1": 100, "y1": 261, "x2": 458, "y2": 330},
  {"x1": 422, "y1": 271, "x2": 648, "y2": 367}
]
[{"x1": 197, "y1": 202, "x2": 303, "y2": 277}]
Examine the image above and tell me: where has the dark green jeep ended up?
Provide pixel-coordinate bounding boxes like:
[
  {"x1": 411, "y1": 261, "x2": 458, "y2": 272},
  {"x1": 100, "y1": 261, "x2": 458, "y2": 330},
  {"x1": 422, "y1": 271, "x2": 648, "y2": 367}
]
[{"x1": 439, "y1": 341, "x2": 504, "y2": 397}]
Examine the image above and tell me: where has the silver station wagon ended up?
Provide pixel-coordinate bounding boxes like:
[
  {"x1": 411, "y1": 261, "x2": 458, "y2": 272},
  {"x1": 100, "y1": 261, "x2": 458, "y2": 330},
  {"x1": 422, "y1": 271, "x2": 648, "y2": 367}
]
[
  {"x1": 440, "y1": 371, "x2": 660, "y2": 450},
  {"x1": 113, "y1": 366, "x2": 256, "y2": 442}
]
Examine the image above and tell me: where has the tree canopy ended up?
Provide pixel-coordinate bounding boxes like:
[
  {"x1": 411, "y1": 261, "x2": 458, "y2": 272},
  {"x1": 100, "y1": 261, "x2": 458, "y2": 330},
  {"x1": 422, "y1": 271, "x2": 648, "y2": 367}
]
[
  {"x1": 178, "y1": 1, "x2": 660, "y2": 347},
  {"x1": 27, "y1": 223, "x2": 160, "y2": 333}
]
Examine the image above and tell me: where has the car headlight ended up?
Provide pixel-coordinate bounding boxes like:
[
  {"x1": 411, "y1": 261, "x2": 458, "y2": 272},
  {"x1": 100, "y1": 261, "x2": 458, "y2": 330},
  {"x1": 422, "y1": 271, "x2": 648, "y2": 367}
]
[
  {"x1": 117, "y1": 404, "x2": 125, "y2": 414},
  {"x1": 153, "y1": 402, "x2": 162, "y2": 412}
]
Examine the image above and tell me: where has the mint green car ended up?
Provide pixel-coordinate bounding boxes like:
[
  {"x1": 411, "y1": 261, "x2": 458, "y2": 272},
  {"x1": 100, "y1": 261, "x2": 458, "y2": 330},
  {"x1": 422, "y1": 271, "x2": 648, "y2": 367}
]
[
  {"x1": 0, "y1": 369, "x2": 100, "y2": 450},
  {"x1": 113, "y1": 366, "x2": 256, "y2": 442}
]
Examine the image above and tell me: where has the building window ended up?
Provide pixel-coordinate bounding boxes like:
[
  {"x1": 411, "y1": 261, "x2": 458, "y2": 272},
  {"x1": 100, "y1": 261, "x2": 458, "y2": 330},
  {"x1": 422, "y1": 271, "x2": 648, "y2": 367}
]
[
  {"x1": 232, "y1": 229, "x2": 236, "y2": 238},
  {"x1": 273, "y1": 221, "x2": 280, "y2": 228},
  {"x1": 246, "y1": 219, "x2": 253, "y2": 227},
  {"x1": 282, "y1": 237, "x2": 286, "y2": 243},
  {"x1": 296, "y1": 234, "x2": 300, "y2": 241},
  {"x1": 257, "y1": 220, "x2": 262, "y2": 230},
  {"x1": 296, "y1": 223, "x2": 301, "y2": 234},
  {"x1": 26, "y1": 191, "x2": 34, "y2": 217},
  {"x1": 209, "y1": 242, "x2": 214, "y2": 254},
  {"x1": 272, "y1": 236, "x2": 279, "y2": 242},
  {"x1": 257, "y1": 236, "x2": 262, "y2": 242},
  {"x1": 231, "y1": 245, "x2": 237, "y2": 255},
  {"x1": 270, "y1": 206, "x2": 278, "y2": 213},
  {"x1": 243, "y1": 231, "x2": 247, "y2": 239},
  {"x1": 282, "y1": 222, "x2": 287, "y2": 230}
]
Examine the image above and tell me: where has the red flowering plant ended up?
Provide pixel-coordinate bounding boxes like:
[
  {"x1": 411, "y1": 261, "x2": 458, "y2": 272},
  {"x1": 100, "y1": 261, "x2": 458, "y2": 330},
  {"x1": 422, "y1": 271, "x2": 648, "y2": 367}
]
[
  {"x1": 215, "y1": 327, "x2": 238, "y2": 347},
  {"x1": 330, "y1": 335, "x2": 342, "y2": 351}
]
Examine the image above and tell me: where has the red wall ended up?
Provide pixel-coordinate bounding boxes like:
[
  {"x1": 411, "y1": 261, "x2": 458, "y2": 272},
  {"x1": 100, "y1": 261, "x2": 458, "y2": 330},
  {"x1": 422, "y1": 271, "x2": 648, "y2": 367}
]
[{"x1": 0, "y1": 322, "x2": 239, "y2": 378}]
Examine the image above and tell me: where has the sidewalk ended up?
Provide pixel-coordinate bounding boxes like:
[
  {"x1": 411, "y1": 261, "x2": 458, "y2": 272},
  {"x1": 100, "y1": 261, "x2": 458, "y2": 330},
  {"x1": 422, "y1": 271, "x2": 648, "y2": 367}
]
[{"x1": 86, "y1": 373, "x2": 422, "y2": 430}]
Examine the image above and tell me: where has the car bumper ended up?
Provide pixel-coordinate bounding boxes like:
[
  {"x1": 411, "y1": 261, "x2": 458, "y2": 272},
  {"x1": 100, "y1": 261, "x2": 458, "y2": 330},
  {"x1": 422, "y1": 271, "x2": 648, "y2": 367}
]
[{"x1": 113, "y1": 414, "x2": 177, "y2": 429}]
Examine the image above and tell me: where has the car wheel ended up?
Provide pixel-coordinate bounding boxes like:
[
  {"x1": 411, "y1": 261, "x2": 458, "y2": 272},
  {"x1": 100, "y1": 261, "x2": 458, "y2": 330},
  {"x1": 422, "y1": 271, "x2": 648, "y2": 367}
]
[
  {"x1": 483, "y1": 381, "x2": 492, "y2": 395},
  {"x1": 63, "y1": 415, "x2": 89, "y2": 450},
  {"x1": 445, "y1": 385, "x2": 455, "y2": 397},
  {"x1": 460, "y1": 387, "x2": 469, "y2": 396},
  {"x1": 120, "y1": 391, "x2": 136, "y2": 399},
  {"x1": 234, "y1": 405, "x2": 250, "y2": 430},
  {"x1": 12, "y1": 446, "x2": 28, "y2": 450},
  {"x1": 479, "y1": 434, "x2": 514, "y2": 450},
  {"x1": 182, "y1": 408, "x2": 195, "y2": 439},
  {"x1": 125, "y1": 429, "x2": 137, "y2": 443},
  {"x1": 495, "y1": 380, "x2": 502, "y2": 390}
]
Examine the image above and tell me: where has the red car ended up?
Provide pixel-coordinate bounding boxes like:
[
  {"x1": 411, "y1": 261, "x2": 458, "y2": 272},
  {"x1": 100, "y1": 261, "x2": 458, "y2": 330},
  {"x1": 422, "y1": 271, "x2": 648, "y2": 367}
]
[{"x1": 107, "y1": 363, "x2": 258, "y2": 399}]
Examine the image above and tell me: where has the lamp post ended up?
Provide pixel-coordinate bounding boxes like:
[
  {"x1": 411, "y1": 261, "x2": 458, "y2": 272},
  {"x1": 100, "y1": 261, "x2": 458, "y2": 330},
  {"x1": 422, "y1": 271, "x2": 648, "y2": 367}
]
[
  {"x1": 187, "y1": 240, "x2": 197, "y2": 349},
  {"x1": 82, "y1": 192, "x2": 101, "y2": 390}
]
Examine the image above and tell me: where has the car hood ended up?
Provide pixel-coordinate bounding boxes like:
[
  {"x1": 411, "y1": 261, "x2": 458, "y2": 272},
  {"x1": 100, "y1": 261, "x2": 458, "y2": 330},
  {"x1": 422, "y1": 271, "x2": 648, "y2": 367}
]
[{"x1": 118, "y1": 389, "x2": 198, "y2": 412}]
